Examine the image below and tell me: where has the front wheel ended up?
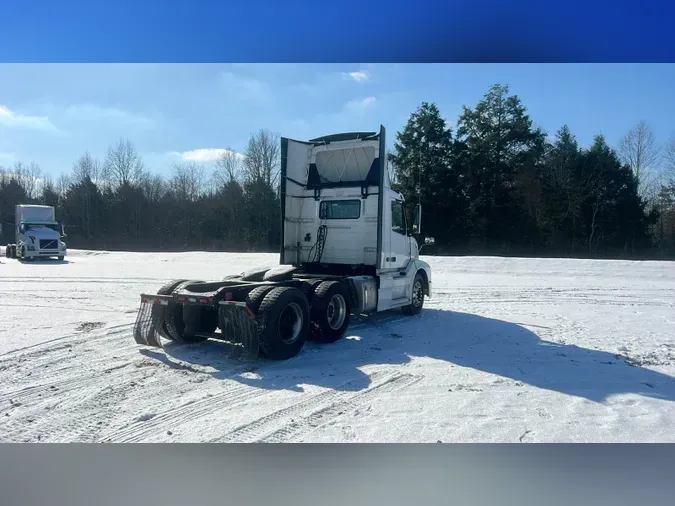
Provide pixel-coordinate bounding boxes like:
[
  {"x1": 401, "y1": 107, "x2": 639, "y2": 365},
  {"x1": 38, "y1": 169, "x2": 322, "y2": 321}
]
[{"x1": 402, "y1": 273, "x2": 425, "y2": 315}]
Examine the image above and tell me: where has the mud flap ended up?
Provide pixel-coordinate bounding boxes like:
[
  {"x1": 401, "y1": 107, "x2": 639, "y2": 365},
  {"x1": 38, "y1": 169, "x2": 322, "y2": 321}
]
[
  {"x1": 133, "y1": 296, "x2": 168, "y2": 348},
  {"x1": 217, "y1": 303, "x2": 260, "y2": 361}
]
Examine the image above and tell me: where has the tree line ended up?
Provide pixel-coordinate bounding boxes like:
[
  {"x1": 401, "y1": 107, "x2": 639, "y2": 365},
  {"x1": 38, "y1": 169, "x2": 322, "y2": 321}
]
[{"x1": 2, "y1": 83, "x2": 675, "y2": 259}]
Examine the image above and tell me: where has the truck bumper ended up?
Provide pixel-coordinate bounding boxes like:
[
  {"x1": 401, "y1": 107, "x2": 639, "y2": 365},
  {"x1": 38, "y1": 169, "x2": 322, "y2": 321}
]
[{"x1": 24, "y1": 250, "x2": 63, "y2": 259}]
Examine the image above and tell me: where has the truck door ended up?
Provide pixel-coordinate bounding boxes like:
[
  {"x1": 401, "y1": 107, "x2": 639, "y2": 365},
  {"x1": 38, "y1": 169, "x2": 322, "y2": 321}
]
[{"x1": 388, "y1": 198, "x2": 411, "y2": 272}]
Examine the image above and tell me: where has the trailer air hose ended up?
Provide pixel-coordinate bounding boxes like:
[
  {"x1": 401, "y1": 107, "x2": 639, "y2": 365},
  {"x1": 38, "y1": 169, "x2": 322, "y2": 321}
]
[{"x1": 308, "y1": 224, "x2": 328, "y2": 263}]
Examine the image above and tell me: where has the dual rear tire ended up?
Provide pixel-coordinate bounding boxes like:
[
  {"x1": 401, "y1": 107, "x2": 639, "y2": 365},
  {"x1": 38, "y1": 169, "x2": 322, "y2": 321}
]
[{"x1": 252, "y1": 280, "x2": 352, "y2": 360}]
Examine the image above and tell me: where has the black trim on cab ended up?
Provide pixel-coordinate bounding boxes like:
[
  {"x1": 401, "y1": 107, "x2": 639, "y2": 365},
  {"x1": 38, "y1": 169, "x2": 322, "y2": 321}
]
[{"x1": 280, "y1": 137, "x2": 288, "y2": 265}]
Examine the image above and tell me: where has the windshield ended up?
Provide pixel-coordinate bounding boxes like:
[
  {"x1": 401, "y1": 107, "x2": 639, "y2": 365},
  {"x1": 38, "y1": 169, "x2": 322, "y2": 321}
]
[{"x1": 25, "y1": 223, "x2": 59, "y2": 232}]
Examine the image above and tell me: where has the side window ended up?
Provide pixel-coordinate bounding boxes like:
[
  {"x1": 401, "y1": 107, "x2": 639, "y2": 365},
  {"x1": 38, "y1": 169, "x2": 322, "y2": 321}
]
[
  {"x1": 319, "y1": 200, "x2": 361, "y2": 219},
  {"x1": 391, "y1": 201, "x2": 406, "y2": 235}
]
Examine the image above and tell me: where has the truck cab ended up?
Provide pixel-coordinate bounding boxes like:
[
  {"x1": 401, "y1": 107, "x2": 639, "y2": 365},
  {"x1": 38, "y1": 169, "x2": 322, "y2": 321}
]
[
  {"x1": 4, "y1": 205, "x2": 67, "y2": 261},
  {"x1": 280, "y1": 125, "x2": 433, "y2": 312}
]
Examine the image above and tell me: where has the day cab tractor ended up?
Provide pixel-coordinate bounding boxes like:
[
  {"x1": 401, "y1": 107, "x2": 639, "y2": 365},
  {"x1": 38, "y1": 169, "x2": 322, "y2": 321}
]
[{"x1": 133, "y1": 126, "x2": 434, "y2": 360}]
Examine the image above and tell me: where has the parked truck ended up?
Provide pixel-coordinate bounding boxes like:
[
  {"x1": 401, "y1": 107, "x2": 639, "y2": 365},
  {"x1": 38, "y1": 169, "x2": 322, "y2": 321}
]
[
  {"x1": 4, "y1": 205, "x2": 67, "y2": 261},
  {"x1": 133, "y1": 126, "x2": 434, "y2": 360}
]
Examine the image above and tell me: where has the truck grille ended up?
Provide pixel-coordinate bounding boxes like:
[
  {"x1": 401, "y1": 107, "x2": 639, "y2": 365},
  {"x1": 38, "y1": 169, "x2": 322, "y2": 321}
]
[{"x1": 39, "y1": 239, "x2": 58, "y2": 250}]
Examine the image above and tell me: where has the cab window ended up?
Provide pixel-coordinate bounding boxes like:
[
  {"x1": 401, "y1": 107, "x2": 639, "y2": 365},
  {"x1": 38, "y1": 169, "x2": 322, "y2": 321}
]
[
  {"x1": 391, "y1": 201, "x2": 406, "y2": 235},
  {"x1": 319, "y1": 200, "x2": 361, "y2": 219}
]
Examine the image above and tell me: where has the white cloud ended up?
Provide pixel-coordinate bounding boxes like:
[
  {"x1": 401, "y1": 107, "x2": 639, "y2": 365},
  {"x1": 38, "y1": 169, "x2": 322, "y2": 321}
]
[
  {"x1": 168, "y1": 148, "x2": 245, "y2": 163},
  {"x1": 220, "y1": 72, "x2": 272, "y2": 103},
  {"x1": 343, "y1": 71, "x2": 370, "y2": 82},
  {"x1": 346, "y1": 96, "x2": 377, "y2": 111},
  {"x1": 64, "y1": 104, "x2": 152, "y2": 127},
  {"x1": 0, "y1": 104, "x2": 56, "y2": 131}
]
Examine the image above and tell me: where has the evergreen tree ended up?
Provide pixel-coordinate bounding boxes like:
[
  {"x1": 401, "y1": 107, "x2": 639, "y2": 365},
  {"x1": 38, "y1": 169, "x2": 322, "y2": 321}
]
[
  {"x1": 389, "y1": 102, "x2": 464, "y2": 247},
  {"x1": 456, "y1": 84, "x2": 546, "y2": 251}
]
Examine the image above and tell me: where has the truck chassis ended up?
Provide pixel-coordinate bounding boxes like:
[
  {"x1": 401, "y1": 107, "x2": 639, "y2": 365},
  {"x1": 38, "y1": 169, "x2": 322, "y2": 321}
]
[{"x1": 134, "y1": 265, "x2": 429, "y2": 361}]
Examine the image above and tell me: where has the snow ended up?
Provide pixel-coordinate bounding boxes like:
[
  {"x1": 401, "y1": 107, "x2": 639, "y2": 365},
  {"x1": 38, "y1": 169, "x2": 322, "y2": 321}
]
[{"x1": 1, "y1": 249, "x2": 674, "y2": 443}]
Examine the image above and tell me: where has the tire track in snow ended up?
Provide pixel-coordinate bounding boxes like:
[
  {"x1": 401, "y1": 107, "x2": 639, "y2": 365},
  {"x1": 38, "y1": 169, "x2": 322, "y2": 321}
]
[
  {"x1": 100, "y1": 381, "x2": 272, "y2": 442},
  {"x1": 0, "y1": 323, "x2": 134, "y2": 361},
  {"x1": 261, "y1": 373, "x2": 421, "y2": 443},
  {"x1": 211, "y1": 371, "x2": 420, "y2": 443}
]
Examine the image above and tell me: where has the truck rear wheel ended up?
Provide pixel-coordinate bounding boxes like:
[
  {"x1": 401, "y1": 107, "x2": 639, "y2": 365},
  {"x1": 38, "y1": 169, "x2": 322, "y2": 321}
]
[
  {"x1": 5, "y1": 245, "x2": 10, "y2": 258},
  {"x1": 217, "y1": 285, "x2": 274, "y2": 331},
  {"x1": 309, "y1": 281, "x2": 351, "y2": 343},
  {"x1": 256, "y1": 286, "x2": 309, "y2": 360},
  {"x1": 151, "y1": 279, "x2": 188, "y2": 343},
  {"x1": 152, "y1": 279, "x2": 208, "y2": 345}
]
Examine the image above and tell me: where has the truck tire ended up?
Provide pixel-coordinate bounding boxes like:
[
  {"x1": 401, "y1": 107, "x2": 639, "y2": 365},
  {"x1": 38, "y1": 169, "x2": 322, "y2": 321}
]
[
  {"x1": 300, "y1": 279, "x2": 323, "y2": 301},
  {"x1": 309, "y1": 281, "x2": 351, "y2": 343},
  {"x1": 151, "y1": 279, "x2": 207, "y2": 345},
  {"x1": 256, "y1": 286, "x2": 309, "y2": 360},
  {"x1": 11, "y1": 245, "x2": 16, "y2": 259},
  {"x1": 151, "y1": 279, "x2": 189, "y2": 341},
  {"x1": 5, "y1": 245, "x2": 10, "y2": 258},
  {"x1": 217, "y1": 285, "x2": 274, "y2": 330},
  {"x1": 58, "y1": 256, "x2": 64, "y2": 261},
  {"x1": 402, "y1": 272, "x2": 425, "y2": 315},
  {"x1": 245, "y1": 285, "x2": 276, "y2": 313}
]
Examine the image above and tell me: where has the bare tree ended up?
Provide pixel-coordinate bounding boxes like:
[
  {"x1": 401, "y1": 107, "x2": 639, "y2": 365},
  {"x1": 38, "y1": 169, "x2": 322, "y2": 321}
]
[
  {"x1": 103, "y1": 138, "x2": 144, "y2": 188},
  {"x1": 140, "y1": 171, "x2": 166, "y2": 204},
  {"x1": 170, "y1": 162, "x2": 205, "y2": 202},
  {"x1": 618, "y1": 121, "x2": 661, "y2": 200},
  {"x1": 72, "y1": 151, "x2": 101, "y2": 183},
  {"x1": 213, "y1": 148, "x2": 243, "y2": 189},
  {"x1": 12, "y1": 161, "x2": 42, "y2": 199},
  {"x1": 664, "y1": 134, "x2": 675, "y2": 186},
  {"x1": 243, "y1": 129, "x2": 280, "y2": 186},
  {"x1": 56, "y1": 173, "x2": 71, "y2": 198}
]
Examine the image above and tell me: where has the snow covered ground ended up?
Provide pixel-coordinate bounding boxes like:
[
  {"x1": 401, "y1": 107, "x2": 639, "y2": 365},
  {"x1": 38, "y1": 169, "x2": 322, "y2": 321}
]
[{"x1": 1, "y1": 250, "x2": 674, "y2": 443}]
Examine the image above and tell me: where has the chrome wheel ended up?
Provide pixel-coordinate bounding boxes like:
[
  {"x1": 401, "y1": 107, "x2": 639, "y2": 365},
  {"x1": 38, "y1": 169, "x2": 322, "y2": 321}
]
[
  {"x1": 326, "y1": 294, "x2": 347, "y2": 330},
  {"x1": 278, "y1": 302, "x2": 304, "y2": 344},
  {"x1": 412, "y1": 280, "x2": 424, "y2": 307}
]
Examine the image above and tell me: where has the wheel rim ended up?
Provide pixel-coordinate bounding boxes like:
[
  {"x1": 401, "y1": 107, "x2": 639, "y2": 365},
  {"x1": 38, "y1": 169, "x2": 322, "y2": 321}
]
[
  {"x1": 278, "y1": 302, "x2": 303, "y2": 344},
  {"x1": 412, "y1": 280, "x2": 423, "y2": 307},
  {"x1": 326, "y1": 294, "x2": 347, "y2": 330}
]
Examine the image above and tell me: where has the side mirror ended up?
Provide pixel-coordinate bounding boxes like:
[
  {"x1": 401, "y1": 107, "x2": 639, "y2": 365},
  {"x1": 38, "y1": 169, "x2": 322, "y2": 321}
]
[
  {"x1": 61, "y1": 224, "x2": 67, "y2": 238},
  {"x1": 418, "y1": 236, "x2": 435, "y2": 253},
  {"x1": 19, "y1": 224, "x2": 25, "y2": 234},
  {"x1": 411, "y1": 203, "x2": 422, "y2": 235}
]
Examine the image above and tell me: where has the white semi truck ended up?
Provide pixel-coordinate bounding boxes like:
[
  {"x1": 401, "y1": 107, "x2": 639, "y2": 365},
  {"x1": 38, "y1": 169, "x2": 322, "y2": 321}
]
[
  {"x1": 133, "y1": 126, "x2": 434, "y2": 361},
  {"x1": 4, "y1": 205, "x2": 67, "y2": 261}
]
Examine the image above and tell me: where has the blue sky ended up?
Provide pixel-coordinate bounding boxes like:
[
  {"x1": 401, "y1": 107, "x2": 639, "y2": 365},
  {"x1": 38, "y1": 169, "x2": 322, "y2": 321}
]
[{"x1": 1, "y1": 63, "x2": 674, "y2": 179}]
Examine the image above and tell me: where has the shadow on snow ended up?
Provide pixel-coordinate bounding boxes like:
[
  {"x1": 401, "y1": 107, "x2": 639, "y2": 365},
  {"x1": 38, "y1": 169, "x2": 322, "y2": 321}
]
[{"x1": 141, "y1": 308, "x2": 675, "y2": 403}]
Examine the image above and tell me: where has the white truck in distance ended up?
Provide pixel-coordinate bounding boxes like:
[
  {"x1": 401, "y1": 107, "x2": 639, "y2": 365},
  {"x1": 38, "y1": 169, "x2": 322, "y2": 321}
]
[
  {"x1": 4, "y1": 205, "x2": 67, "y2": 261},
  {"x1": 133, "y1": 126, "x2": 434, "y2": 361}
]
